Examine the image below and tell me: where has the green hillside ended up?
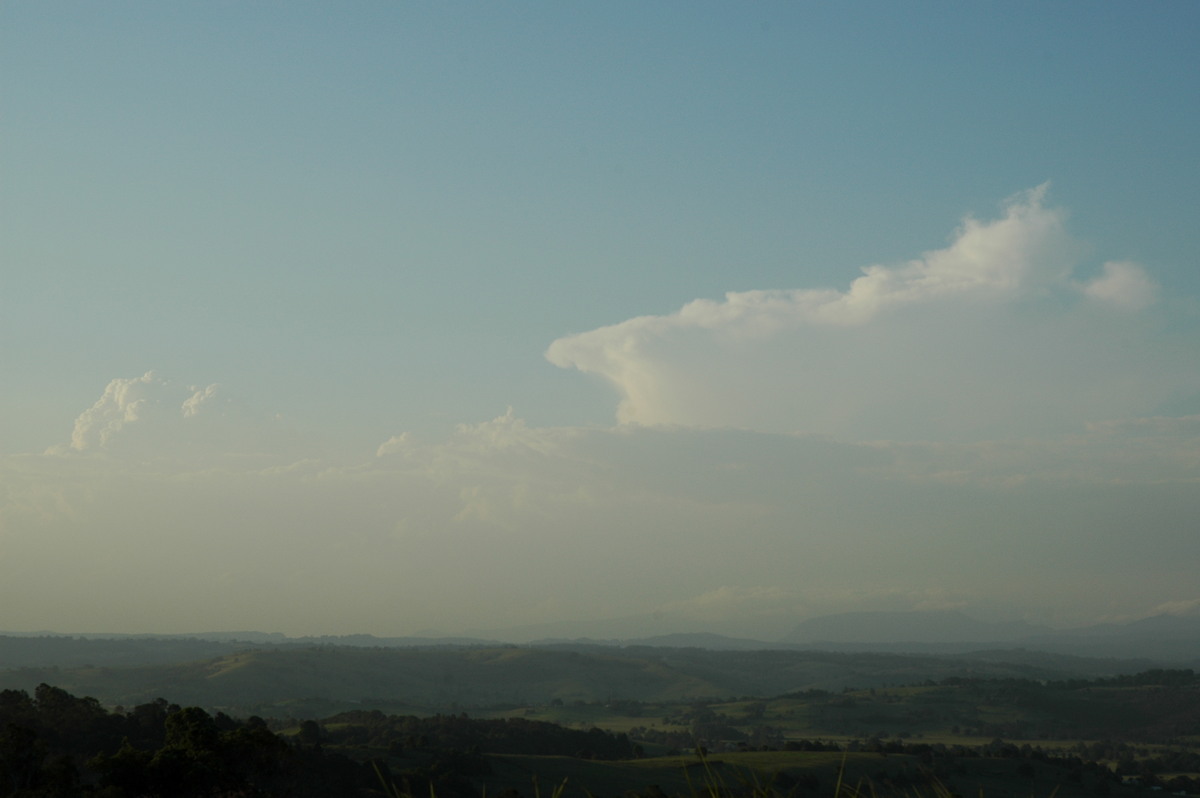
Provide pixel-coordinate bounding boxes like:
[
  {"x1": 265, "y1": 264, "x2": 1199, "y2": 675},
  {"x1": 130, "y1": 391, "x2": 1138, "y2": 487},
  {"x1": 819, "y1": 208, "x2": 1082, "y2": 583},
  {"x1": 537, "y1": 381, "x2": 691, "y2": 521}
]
[{"x1": 0, "y1": 642, "x2": 1156, "y2": 719}]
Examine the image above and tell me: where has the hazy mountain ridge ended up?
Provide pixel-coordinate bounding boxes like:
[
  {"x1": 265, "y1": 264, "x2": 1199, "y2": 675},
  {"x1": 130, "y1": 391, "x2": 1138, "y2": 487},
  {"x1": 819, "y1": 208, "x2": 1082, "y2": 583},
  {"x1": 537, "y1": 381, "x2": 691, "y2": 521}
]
[
  {"x1": 7, "y1": 608, "x2": 1200, "y2": 665},
  {"x1": 784, "y1": 610, "x2": 1048, "y2": 644},
  {"x1": 781, "y1": 610, "x2": 1200, "y2": 661},
  {"x1": 483, "y1": 610, "x2": 1200, "y2": 660},
  {"x1": 0, "y1": 639, "x2": 1160, "y2": 719}
]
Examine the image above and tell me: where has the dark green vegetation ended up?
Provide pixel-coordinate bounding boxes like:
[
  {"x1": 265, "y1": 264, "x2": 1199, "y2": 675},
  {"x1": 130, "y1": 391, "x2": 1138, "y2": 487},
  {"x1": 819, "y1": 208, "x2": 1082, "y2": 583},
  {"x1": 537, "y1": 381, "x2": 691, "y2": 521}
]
[
  {"x1": 1, "y1": 637, "x2": 1199, "y2": 797},
  {"x1": 0, "y1": 684, "x2": 380, "y2": 796}
]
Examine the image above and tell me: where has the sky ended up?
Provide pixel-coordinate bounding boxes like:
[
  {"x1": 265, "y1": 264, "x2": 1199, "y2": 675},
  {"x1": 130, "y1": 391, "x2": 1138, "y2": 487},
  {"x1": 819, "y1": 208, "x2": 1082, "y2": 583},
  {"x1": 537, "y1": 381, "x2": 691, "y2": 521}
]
[{"x1": 2, "y1": 2, "x2": 1199, "y2": 640}]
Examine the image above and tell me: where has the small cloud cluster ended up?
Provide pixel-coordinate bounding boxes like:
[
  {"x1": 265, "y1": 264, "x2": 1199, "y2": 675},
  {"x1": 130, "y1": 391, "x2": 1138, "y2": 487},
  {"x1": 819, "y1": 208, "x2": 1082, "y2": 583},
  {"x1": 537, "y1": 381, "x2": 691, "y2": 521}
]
[
  {"x1": 54, "y1": 371, "x2": 290, "y2": 462},
  {"x1": 66, "y1": 371, "x2": 192, "y2": 452},
  {"x1": 547, "y1": 186, "x2": 1185, "y2": 440}
]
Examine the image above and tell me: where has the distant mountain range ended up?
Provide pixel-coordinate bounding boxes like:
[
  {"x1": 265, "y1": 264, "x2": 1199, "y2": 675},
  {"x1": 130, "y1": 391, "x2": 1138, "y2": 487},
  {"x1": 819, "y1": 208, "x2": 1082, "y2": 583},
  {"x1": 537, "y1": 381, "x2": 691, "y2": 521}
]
[
  {"x1": 3, "y1": 610, "x2": 1196, "y2": 717},
  {"x1": 780, "y1": 609, "x2": 1200, "y2": 662},
  {"x1": 477, "y1": 609, "x2": 1200, "y2": 662},
  {"x1": 0, "y1": 637, "x2": 1161, "y2": 717},
  {"x1": 6, "y1": 609, "x2": 1200, "y2": 664},
  {"x1": 784, "y1": 610, "x2": 1046, "y2": 645}
]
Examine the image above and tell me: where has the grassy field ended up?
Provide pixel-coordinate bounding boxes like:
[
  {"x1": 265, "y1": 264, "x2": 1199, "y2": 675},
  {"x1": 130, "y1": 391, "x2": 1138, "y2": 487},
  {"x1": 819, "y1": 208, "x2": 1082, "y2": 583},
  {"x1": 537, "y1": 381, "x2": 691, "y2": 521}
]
[{"x1": 475, "y1": 680, "x2": 1200, "y2": 749}]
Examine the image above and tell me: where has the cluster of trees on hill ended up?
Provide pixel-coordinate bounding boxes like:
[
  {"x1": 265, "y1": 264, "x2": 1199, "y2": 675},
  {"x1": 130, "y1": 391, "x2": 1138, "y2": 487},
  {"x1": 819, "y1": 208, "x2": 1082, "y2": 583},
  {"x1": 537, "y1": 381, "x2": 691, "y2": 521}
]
[
  {"x1": 935, "y1": 671, "x2": 1200, "y2": 741},
  {"x1": 1047, "y1": 669, "x2": 1198, "y2": 689},
  {"x1": 853, "y1": 736, "x2": 1200, "y2": 795},
  {"x1": 936, "y1": 669, "x2": 1198, "y2": 691},
  {"x1": 0, "y1": 684, "x2": 380, "y2": 796},
  {"x1": 318, "y1": 709, "x2": 636, "y2": 759},
  {"x1": 0, "y1": 684, "x2": 640, "y2": 797}
]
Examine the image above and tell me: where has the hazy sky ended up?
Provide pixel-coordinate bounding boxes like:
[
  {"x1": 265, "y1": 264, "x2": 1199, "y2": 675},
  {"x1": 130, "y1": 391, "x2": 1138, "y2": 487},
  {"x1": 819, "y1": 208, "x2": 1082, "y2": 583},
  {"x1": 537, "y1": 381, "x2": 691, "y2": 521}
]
[{"x1": 3, "y1": 2, "x2": 1199, "y2": 639}]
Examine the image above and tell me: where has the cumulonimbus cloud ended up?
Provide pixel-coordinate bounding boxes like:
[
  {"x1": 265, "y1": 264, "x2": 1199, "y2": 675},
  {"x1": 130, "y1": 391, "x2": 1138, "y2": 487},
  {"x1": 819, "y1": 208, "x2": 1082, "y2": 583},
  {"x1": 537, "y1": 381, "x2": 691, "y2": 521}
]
[{"x1": 546, "y1": 186, "x2": 1187, "y2": 441}]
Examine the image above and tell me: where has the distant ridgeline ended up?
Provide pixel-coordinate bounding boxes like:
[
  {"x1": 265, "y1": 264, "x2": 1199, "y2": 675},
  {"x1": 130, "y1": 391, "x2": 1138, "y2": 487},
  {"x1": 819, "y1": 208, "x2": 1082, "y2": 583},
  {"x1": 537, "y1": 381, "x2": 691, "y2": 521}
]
[
  {"x1": 0, "y1": 636, "x2": 1175, "y2": 718},
  {"x1": 1047, "y1": 668, "x2": 1199, "y2": 688}
]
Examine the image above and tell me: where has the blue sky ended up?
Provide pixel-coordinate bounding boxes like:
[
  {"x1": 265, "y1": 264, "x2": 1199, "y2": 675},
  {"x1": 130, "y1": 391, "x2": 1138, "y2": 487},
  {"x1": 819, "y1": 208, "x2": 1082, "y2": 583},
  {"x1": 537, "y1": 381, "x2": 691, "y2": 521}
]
[{"x1": 2, "y1": 2, "x2": 1199, "y2": 638}]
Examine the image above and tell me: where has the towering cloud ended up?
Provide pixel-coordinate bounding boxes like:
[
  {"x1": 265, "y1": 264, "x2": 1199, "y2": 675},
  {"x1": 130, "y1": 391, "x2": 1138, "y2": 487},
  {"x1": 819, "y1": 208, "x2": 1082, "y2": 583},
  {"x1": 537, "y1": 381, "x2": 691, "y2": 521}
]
[
  {"x1": 547, "y1": 187, "x2": 1184, "y2": 441},
  {"x1": 67, "y1": 372, "x2": 203, "y2": 453}
]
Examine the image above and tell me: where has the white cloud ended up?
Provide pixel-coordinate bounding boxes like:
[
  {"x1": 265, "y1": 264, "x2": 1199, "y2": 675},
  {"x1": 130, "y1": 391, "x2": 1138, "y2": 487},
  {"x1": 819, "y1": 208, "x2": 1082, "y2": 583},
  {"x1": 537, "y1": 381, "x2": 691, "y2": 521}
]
[
  {"x1": 375, "y1": 432, "x2": 411, "y2": 458},
  {"x1": 181, "y1": 383, "x2": 221, "y2": 418},
  {"x1": 1142, "y1": 598, "x2": 1200, "y2": 618},
  {"x1": 68, "y1": 371, "x2": 171, "y2": 452},
  {"x1": 1082, "y1": 261, "x2": 1159, "y2": 311},
  {"x1": 55, "y1": 371, "x2": 296, "y2": 462},
  {"x1": 547, "y1": 187, "x2": 1195, "y2": 441},
  {"x1": 450, "y1": 407, "x2": 571, "y2": 456}
]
